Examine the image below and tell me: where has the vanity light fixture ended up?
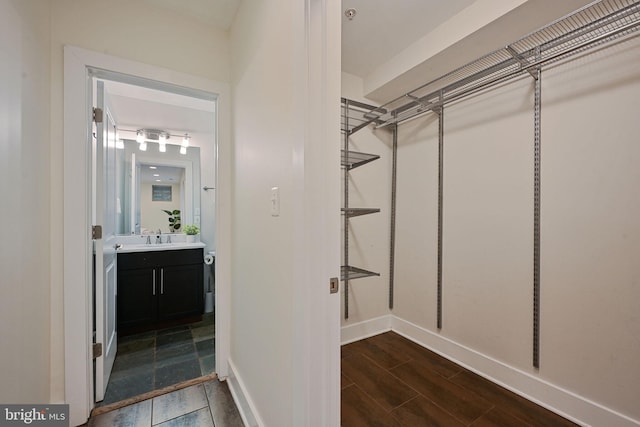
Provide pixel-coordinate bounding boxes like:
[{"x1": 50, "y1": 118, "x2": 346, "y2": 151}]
[
  {"x1": 121, "y1": 129, "x2": 192, "y2": 154},
  {"x1": 135, "y1": 128, "x2": 171, "y2": 152},
  {"x1": 136, "y1": 129, "x2": 171, "y2": 143},
  {"x1": 180, "y1": 134, "x2": 190, "y2": 155},
  {"x1": 158, "y1": 133, "x2": 167, "y2": 152}
]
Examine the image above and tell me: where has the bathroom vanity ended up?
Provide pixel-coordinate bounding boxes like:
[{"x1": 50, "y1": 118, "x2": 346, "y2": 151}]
[{"x1": 116, "y1": 244, "x2": 204, "y2": 335}]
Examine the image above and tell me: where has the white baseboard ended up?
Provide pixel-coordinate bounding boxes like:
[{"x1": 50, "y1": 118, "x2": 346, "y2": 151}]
[
  {"x1": 340, "y1": 314, "x2": 392, "y2": 345},
  {"x1": 339, "y1": 315, "x2": 639, "y2": 426},
  {"x1": 235, "y1": 314, "x2": 638, "y2": 427},
  {"x1": 226, "y1": 359, "x2": 263, "y2": 427},
  {"x1": 391, "y1": 316, "x2": 640, "y2": 427}
]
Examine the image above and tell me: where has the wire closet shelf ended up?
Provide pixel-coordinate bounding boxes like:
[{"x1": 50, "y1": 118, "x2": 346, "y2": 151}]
[
  {"x1": 362, "y1": 0, "x2": 640, "y2": 127},
  {"x1": 340, "y1": 97, "x2": 386, "y2": 135}
]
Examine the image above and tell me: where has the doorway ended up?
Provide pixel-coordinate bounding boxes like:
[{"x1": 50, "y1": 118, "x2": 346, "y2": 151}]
[
  {"x1": 63, "y1": 46, "x2": 232, "y2": 423},
  {"x1": 94, "y1": 76, "x2": 217, "y2": 405}
]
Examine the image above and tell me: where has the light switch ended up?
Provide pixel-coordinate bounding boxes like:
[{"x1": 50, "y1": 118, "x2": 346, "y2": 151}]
[{"x1": 271, "y1": 187, "x2": 280, "y2": 217}]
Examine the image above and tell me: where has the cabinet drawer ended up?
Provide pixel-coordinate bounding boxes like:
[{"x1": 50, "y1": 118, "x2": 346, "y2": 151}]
[{"x1": 118, "y1": 248, "x2": 203, "y2": 269}]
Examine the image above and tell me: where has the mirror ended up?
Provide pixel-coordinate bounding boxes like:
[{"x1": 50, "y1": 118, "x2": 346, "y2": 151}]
[{"x1": 116, "y1": 139, "x2": 201, "y2": 235}]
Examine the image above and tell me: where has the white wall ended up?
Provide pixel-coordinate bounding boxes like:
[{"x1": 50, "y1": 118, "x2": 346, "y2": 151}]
[
  {"x1": 389, "y1": 37, "x2": 640, "y2": 425},
  {"x1": 539, "y1": 39, "x2": 640, "y2": 422},
  {"x1": 49, "y1": 0, "x2": 231, "y2": 403},
  {"x1": 229, "y1": 1, "x2": 342, "y2": 425},
  {"x1": 229, "y1": 2, "x2": 294, "y2": 425},
  {"x1": 442, "y1": 78, "x2": 534, "y2": 368},
  {"x1": 0, "y1": 0, "x2": 52, "y2": 403},
  {"x1": 140, "y1": 183, "x2": 182, "y2": 233},
  {"x1": 3, "y1": 1, "x2": 340, "y2": 425}
]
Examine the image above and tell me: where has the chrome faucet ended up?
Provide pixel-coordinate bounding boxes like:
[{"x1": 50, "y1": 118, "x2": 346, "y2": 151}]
[
  {"x1": 156, "y1": 234, "x2": 162, "y2": 244},
  {"x1": 166, "y1": 234, "x2": 172, "y2": 244},
  {"x1": 146, "y1": 235, "x2": 151, "y2": 245}
]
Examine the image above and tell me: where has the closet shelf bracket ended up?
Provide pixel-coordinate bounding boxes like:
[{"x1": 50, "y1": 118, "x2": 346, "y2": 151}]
[
  {"x1": 341, "y1": 266, "x2": 381, "y2": 282},
  {"x1": 342, "y1": 208, "x2": 381, "y2": 218}
]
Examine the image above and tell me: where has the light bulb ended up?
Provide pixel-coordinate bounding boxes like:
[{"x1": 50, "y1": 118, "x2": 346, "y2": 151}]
[
  {"x1": 180, "y1": 146, "x2": 187, "y2": 155},
  {"x1": 182, "y1": 134, "x2": 190, "y2": 147},
  {"x1": 159, "y1": 142, "x2": 166, "y2": 152},
  {"x1": 139, "y1": 142, "x2": 147, "y2": 151},
  {"x1": 136, "y1": 131, "x2": 144, "y2": 143}
]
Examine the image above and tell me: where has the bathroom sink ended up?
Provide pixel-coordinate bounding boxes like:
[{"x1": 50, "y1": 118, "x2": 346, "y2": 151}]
[{"x1": 116, "y1": 242, "x2": 206, "y2": 253}]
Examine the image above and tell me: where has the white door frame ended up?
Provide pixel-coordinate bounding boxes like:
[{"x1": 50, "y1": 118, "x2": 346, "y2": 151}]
[
  {"x1": 290, "y1": 1, "x2": 342, "y2": 425},
  {"x1": 63, "y1": 46, "x2": 232, "y2": 426}
]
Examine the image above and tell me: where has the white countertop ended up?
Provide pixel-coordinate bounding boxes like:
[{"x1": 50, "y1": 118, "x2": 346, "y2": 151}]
[{"x1": 116, "y1": 242, "x2": 206, "y2": 253}]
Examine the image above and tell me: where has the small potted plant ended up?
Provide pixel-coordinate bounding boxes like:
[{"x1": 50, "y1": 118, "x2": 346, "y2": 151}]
[{"x1": 183, "y1": 224, "x2": 200, "y2": 243}]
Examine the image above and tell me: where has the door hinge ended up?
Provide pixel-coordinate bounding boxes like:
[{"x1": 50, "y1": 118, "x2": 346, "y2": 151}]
[
  {"x1": 329, "y1": 277, "x2": 339, "y2": 294},
  {"x1": 92, "y1": 225, "x2": 103, "y2": 240},
  {"x1": 93, "y1": 107, "x2": 103, "y2": 124},
  {"x1": 92, "y1": 343, "x2": 103, "y2": 359}
]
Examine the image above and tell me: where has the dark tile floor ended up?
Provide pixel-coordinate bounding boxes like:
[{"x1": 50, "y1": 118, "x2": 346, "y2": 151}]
[
  {"x1": 102, "y1": 313, "x2": 215, "y2": 405},
  {"x1": 341, "y1": 332, "x2": 579, "y2": 427},
  {"x1": 90, "y1": 379, "x2": 243, "y2": 427}
]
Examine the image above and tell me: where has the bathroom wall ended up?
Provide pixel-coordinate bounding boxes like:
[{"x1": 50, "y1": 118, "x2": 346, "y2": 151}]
[
  {"x1": 49, "y1": 0, "x2": 231, "y2": 402},
  {"x1": 391, "y1": 36, "x2": 640, "y2": 425},
  {"x1": 140, "y1": 183, "x2": 182, "y2": 233},
  {"x1": 0, "y1": 0, "x2": 52, "y2": 403}
]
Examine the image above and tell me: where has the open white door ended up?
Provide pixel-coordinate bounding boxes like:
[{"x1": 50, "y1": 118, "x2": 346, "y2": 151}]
[{"x1": 93, "y1": 80, "x2": 118, "y2": 402}]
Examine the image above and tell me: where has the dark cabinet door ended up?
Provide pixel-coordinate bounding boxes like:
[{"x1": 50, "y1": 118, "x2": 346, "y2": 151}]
[
  {"x1": 157, "y1": 264, "x2": 203, "y2": 321},
  {"x1": 117, "y1": 267, "x2": 157, "y2": 331},
  {"x1": 117, "y1": 249, "x2": 203, "y2": 334}
]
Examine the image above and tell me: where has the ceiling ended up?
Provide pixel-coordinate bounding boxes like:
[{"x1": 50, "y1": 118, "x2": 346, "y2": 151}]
[
  {"x1": 341, "y1": 0, "x2": 476, "y2": 78},
  {"x1": 139, "y1": 164, "x2": 185, "y2": 185},
  {"x1": 104, "y1": 1, "x2": 478, "y2": 139},
  {"x1": 142, "y1": 0, "x2": 241, "y2": 31},
  {"x1": 144, "y1": 0, "x2": 478, "y2": 79},
  {"x1": 105, "y1": 80, "x2": 216, "y2": 149}
]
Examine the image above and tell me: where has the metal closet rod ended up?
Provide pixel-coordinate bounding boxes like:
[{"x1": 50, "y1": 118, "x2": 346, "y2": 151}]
[{"x1": 370, "y1": 0, "x2": 640, "y2": 128}]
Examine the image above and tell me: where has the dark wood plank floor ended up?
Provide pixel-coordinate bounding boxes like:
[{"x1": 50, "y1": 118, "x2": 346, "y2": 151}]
[{"x1": 341, "y1": 332, "x2": 578, "y2": 427}]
